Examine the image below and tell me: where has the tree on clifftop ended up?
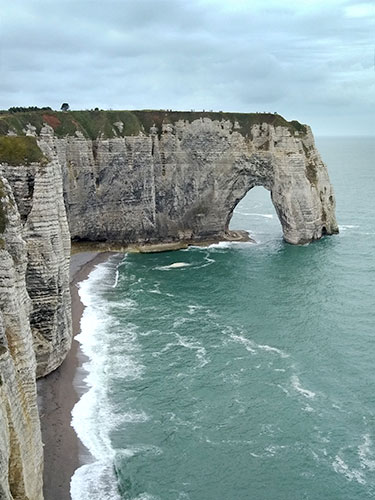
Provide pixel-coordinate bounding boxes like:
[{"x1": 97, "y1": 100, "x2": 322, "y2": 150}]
[{"x1": 60, "y1": 103, "x2": 70, "y2": 111}]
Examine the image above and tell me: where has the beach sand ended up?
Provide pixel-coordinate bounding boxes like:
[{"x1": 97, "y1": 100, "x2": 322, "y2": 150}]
[{"x1": 37, "y1": 251, "x2": 114, "y2": 500}]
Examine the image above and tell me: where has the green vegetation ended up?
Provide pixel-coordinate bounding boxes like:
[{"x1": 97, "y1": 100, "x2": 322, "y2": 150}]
[
  {"x1": 65, "y1": 110, "x2": 141, "y2": 138},
  {"x1": 0, "y1": 109, "x2": 307, "y2": 140},
  {"x1": 0, "y1": 112, "x2": 45, "y2": 136},
  {"x1": 133, "y1": 110, "x2": 307, "y2": 138},
  {"x1": 306, "y1": 161, "x2": 318, "y2": 186},
  {"x1": 0, "y1": 136, "x2": 46, "y2": 166},
  {"x1": 0, "y1": 110, "x2": 143, "y2": 139},
  {"x1": 290, "y1": 120, "x2": 307, "y2": 133},
  {"x1": 8, "y1": 106, "x2": 52, "y2": 113}
]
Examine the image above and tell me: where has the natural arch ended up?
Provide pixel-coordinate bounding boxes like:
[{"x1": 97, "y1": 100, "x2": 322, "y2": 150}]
[
  {"x1": 229, "y1": 185, "x2": 281, "y2": 240},
  {"x1": 60, "y1": 117, "x2": 338, "y2": 246}
]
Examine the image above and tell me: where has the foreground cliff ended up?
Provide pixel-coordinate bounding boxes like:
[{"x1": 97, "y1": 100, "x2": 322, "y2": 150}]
[
  {"x1": 0, "y1": 109, "x2": 338, "y2": 498},
  {"x1": 0, "y1": 135, "x2": 72, "y2": 379},
  {"x1": 0, "y1": 132, "x2": 71, "y2": 498},
  {"x1": 0, "y1": 176, "x2": 43, "y2": 500}
]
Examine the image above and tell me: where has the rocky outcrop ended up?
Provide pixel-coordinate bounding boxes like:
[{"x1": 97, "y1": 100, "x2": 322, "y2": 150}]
[
  {"x1": 1, "y1": 110, "x2": 338, "y2": 246},
  {"x1": 35, "y1": 113, "x2": 337, "y2": 246},
  {"x1": 0, "y1": 110, "x2": 338, "y2": 499},
  {"x1": 0, "y1": 134, "x2": 72, "y2": 378},
  {"x1": 0, "y1": 176, "x2": 43, "y2": 500}
]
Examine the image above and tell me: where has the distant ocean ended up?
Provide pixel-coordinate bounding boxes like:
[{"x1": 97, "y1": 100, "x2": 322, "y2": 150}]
[{"x1": 70, "y1": 137, "x2": 375, "y2": 500}]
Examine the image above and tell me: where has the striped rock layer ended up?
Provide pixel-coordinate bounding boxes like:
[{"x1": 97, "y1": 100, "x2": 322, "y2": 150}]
[{"x1": 0, "y1": 112, "x2": 338, "y2": 498}]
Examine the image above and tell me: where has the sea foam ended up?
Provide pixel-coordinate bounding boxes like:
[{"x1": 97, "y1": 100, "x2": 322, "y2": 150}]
[
  {"x1": 332, "y1": 455, "x2": 366, "y2": 485},
  {"x1": 70, "y1": 461, "x2": 123, "y2": 500},
  {"x1": 228, "y1": 331, "x2": 289, "y2": 359},
  {"x1": 156, "y1": 262, "x2": 191, "y2": 270},
  {"x1": 358, "y1": 434, "x2": 375, "y2": 471},
  {"x1": 207, "y1": 241, "x2": 253, "y2": 250},
  {"x1": 234, "y1": 210, "x2": 274, "y2": 219},
  {"x1": 290, "y1": 375, "x2": 316, "y2": 399},
  {"x1": 71, "y1": 257, "x2": 142, "y2": 500}
]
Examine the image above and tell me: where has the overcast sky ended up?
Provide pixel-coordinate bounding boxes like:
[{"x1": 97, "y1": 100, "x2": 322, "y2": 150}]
[{"x1": 1, "y1": 0, "x2": 374, "y2": 135}]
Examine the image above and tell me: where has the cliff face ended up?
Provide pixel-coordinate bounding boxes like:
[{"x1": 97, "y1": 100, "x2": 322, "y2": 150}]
[
  {"x1": 1, "y1": 110, "x2": 338, "y2": 247},
  {"x1": 0, "y1": 176, "x2": 43, "y2": 500},
  {"x1": 33, "y1": 113, "x2": 337, "y2": 246},
  {"x1": 0, "y1": 110, "x2": 338, "y2": 498},
  {"x1": 0, "y1": 133, "x2": 72, "y2": 378}
]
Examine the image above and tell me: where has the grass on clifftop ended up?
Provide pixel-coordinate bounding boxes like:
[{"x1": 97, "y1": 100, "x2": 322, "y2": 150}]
[
  {"x1": 0, "y1": 109, "x2": 307, "y2": 139},
  {"x1": 133, "y1": 110, "x2": 307, "y2": 137},
  {"x1": 0, "y1": 136, "x2": 46, "y2": 166},
  {"x1": 0, "y1": 110, "x2": 144, "y2": 139}
]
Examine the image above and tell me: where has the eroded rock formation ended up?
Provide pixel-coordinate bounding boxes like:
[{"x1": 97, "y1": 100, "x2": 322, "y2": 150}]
[
  {"x1": 0, "y1": 139, "x2": 72, "y2": 378},
  {"x1": 0, "y1": 176, "x2": 43, "y2": 500},
  {"x1": 0, "y1": 133, "x2": 71, "y2": 498},
  {"x1": 1, "y1": 110, "x2": 338, "y2": 249},
  {"x1": 0, "y1": 110, "x2": 338, "y2": 498},
  {"x1": 43, "y1": 114, "x2": 337, "y2": 245}
]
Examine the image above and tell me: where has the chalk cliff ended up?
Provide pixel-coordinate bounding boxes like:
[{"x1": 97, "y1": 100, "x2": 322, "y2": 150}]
[
  {"x1": 0, "y1": 132, "x2": 71, "y2": 498},
  {"x1": 1, "y1": 110, "x2": 338, "y2": 249},
  {"x1": 0, "y1": 109, "x2": 338, "y2": 498},
  {"x1": 62, "y1": 119, "x2": 337, "y2": 245},
  {"x1": 0, "y1": 176, "x2": 43, "y2": 500},
  {"x1": 0, "y1": 135, "x2": 72, "y2": 379}
]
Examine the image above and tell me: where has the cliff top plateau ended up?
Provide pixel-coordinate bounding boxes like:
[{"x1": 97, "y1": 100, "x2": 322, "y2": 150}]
[{"x1": 0, "y1": 108, "x2": 307, "y2": 141}]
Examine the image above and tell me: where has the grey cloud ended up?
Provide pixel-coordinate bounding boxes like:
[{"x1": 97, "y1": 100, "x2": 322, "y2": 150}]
[{"x1": 1, "y1": 0, "x2": 374, "y2": 135}]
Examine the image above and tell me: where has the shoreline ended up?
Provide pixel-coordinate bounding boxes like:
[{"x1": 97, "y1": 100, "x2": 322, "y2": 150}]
[
  {"x1": 70, "y1": 229, "x2": 253, "y2": 255},
  {"x1": 37, "y1": 251, "x2": 115, "y2": 500},
  {"x1": 37, "y1": 235, "x2": 252, "y2": 500}
]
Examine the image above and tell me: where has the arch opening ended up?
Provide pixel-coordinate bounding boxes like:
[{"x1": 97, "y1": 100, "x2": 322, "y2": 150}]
[{"x1": 228, "y1": 186, "x2": 282, "y2": 243}]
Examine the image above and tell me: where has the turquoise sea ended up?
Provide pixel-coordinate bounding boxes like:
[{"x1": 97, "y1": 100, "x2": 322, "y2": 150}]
[{"x1": 71, "y1": 137, "x2": 375, "y2": 500}]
